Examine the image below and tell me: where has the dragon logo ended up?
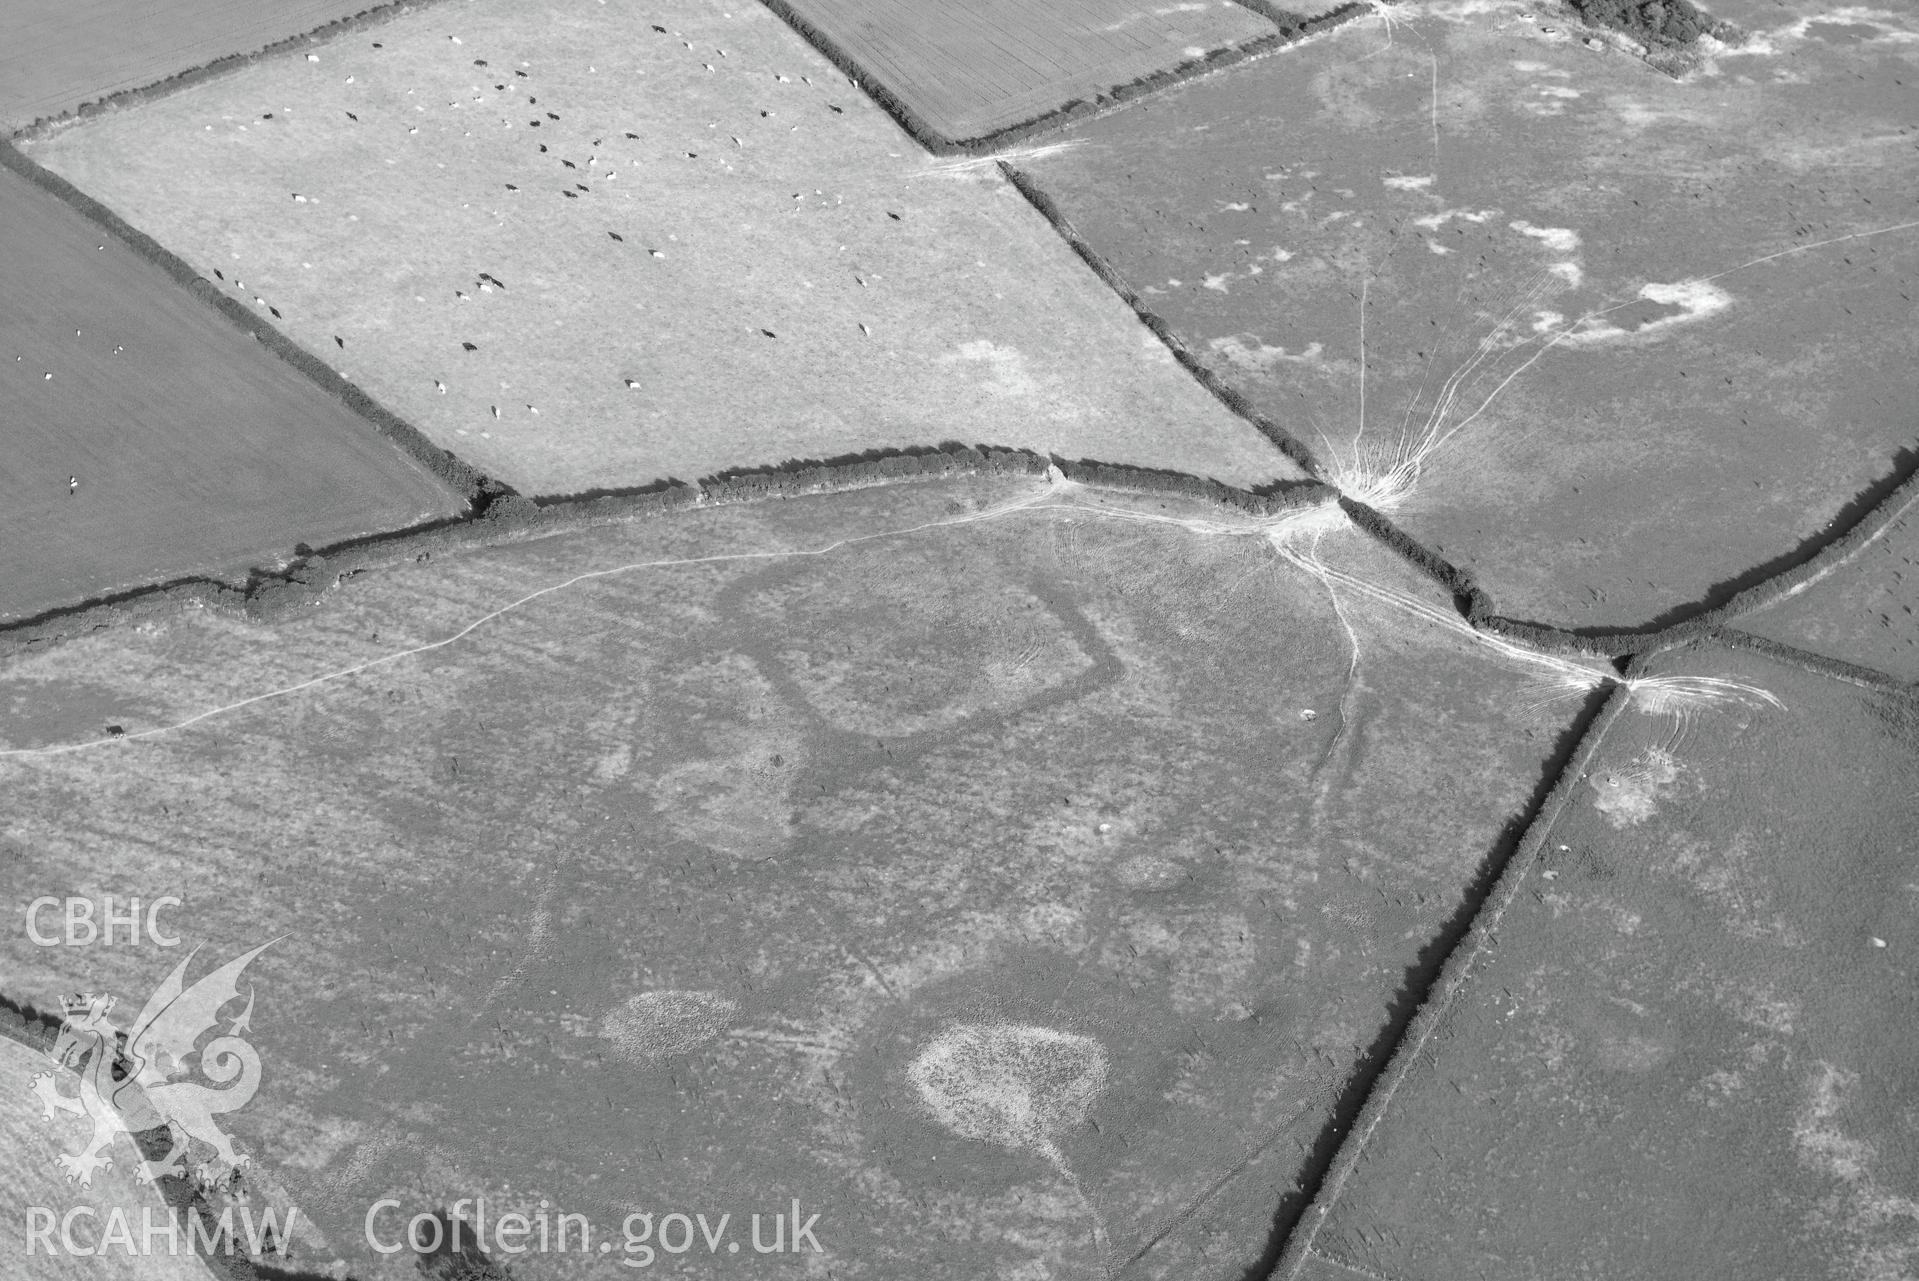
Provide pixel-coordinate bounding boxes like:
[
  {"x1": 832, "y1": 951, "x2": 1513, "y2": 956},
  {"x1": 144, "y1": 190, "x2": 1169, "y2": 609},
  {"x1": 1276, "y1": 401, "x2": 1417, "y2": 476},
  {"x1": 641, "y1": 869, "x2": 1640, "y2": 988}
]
[{"x1": 30, "y1": 940, "x2": 276, "y2": 1190}]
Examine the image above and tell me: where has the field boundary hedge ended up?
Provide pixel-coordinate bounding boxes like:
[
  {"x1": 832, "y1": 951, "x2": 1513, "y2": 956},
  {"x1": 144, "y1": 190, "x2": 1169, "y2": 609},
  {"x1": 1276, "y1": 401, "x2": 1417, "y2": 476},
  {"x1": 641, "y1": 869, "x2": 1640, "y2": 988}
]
[
  {"x1": 1268, "y1": 671, "x2": 1638, "y2": 1280},
  {"x1": 6, "y1": 427, "x2": 1915, "y2": 693},
  {"x1": 755, "y1": 0, "x2": 1367, "y2": 156},
  {"x1": 1327, "y1": 449, "x2": 1919, "y2": 679},
  {"x1": 0, "y1": 997, "x2": 322, "y2": 1280},
  {"x1": 998, "y1": 164, "x2": 1325, "y2": 476},
  {"x1": 8, "y1": 1, "x2": 434, "y2": 143},
  {"x1": 0, "y1": 446, "x2": 1329, "y2": 656},
  {"x1": 0, "y1": 139, "x2": 497, "y2": 515}
]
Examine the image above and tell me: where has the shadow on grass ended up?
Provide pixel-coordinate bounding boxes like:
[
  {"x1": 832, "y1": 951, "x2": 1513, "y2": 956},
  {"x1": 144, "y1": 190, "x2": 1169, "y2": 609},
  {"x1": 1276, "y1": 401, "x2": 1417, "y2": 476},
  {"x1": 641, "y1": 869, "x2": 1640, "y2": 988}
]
[
  {"x1": 1234, "y1": 682, "x2": 1614, "y2": 1281},
  {"x1": 1521, "y1": 441, "x2": 1919, "y2": 642}
]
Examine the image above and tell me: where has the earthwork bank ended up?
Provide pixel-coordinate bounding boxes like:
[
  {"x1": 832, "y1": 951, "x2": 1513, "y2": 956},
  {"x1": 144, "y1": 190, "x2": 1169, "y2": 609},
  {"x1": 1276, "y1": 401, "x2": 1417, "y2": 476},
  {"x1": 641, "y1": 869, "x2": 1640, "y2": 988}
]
[{"x1": 1, "y1": 473, "x2": 1592, "y2": 1280}]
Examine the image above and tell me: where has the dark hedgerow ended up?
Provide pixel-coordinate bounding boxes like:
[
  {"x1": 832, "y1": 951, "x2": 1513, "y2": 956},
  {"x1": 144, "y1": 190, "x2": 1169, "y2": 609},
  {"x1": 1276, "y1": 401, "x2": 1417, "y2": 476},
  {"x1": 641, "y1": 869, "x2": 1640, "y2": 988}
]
[{"x1": 1566, "y1": 0, "x2": 1722, "y2": 44}]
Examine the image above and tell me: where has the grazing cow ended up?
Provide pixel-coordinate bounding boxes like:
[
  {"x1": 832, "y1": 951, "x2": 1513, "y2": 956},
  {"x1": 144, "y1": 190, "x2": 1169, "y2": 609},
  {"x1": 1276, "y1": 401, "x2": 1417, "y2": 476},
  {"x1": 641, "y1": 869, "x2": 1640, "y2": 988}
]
[
  {"x1": 462, "y1": 342, "x2": 478, "y2": 351},
  {"x1": 625, "y1": 131, "x2": 639, "y2": 139},
  {"x1": 335, "y1": 336, "x2": 345, "y2": 348},
  {"x1": 346, "y1": 111, "x2": 358, "y2": 121},
  {"x1": 608, "y1": 231, "x2": 623, "y2": 241},
  {"x1": 434, "y1": 380, "x2": 446, "y2": 393},
  {"x1": 561, "y1": 159, "x2": 576, "y2": 169}
]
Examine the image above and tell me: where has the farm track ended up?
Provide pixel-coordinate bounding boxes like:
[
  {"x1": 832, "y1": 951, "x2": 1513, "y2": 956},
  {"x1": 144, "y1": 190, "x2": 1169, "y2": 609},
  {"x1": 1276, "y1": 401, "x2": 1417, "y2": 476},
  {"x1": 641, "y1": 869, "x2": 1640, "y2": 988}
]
[{"x1": 0, "y1": 457, "x2": 1908, "y2": 1279}]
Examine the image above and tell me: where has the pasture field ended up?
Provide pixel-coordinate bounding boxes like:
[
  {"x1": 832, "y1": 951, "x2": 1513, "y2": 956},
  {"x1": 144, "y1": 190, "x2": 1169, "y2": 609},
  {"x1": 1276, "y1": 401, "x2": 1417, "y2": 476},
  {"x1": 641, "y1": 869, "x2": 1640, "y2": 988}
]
[
  {"x1": 0, "y1": 163, "x2": 459, "y2": 625},
  {"x1": 1283, "y1": 643, "x2": 1919, "y2": 1281},
  {"x1": 762, "y1": 0, "x2": 1276, "y2": 145},
  {"x1": 0, "y1": 473, "x2": 1593, "y2": 1280},
  {"x1": 1737, "y1": 477, "x2": 1919, "y2": 683},
  {"x1": 24, "y1": 0, "x2": 1299, "y2": 500},
  {"x1": 0, "y1": 1038, "x2": 213, "y2": 1281},
  {"x1": 0, "y1": 0, "x2": 387, "y2": 132},
  {"x1": 1014, "y1": 0, "x2": 1919, "y2": 631}
]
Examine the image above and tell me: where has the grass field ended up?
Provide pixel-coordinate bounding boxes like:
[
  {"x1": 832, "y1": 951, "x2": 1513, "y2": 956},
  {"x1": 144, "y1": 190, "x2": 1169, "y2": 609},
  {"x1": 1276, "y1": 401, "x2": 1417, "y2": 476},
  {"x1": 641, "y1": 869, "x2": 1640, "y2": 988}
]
[
  {"x1": 1737, "y1": 481, "x2": 1919, "y2": 682},
  {"x1": 764, "y1": 0, "x2": 1277, "y2": 144},
  {"x1": 1014, "y1": 1, "x2": 1919, "y2": 630},
  {"x1": 23, "y1": 0, "x2": 1299, "y2": 500},
  {"x1": 1284, "y1": 643, "x2": 1919, "y2": 1281},
  {"x1": 0, "y1": 163, "x2": 459, "y2": 625},
  {"x1": 0, "y1": 0, "x2": 387, "y2": 132},
  {"x1": 0, "y1": 1038, "x2": 213, "y2": 1281},
  {"x1": 0, "y1": 473, "x2": 1590, "y2": 1280}
]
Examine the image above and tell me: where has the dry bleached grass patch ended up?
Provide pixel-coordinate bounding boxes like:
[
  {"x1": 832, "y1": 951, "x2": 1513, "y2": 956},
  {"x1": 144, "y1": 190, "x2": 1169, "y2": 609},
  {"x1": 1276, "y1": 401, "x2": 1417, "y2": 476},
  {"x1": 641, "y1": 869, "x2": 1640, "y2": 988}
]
[{"x1": 23, "y1": 0, "x2": 1297, "y2": 498}]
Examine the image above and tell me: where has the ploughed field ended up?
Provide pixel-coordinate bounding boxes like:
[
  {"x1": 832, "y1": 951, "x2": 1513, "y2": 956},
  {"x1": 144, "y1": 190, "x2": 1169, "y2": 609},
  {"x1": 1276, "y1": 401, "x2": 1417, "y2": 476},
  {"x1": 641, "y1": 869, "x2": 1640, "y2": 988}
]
[
  {"x1": 21, "y1": 0, "x2": 1300, "y2": 500},
  {"x1": 0, "y1": 0, "x2": 383, "y2": 131},
  {"x1": 0, "y1": 474, "x2": 1592, "y2": 1280},
  {"x1": 0, "y1": 161, "x2": 459, "y2": 625},
  {"x1": 1287, "y1": 643, "x2": 1919, "y2": 1281},
  {"x1": 1014, "y1": 0, "x2": 1919, "y2": 631},
  {"x1": 761, "y1": 0, "x2": 1277, "y2": 144},
  {"x1": 0, "y1": 1037, "x2": 211, "y2": 1281}
]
